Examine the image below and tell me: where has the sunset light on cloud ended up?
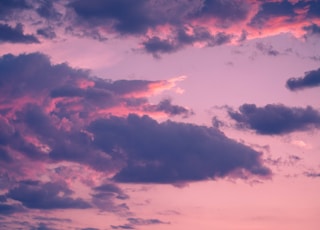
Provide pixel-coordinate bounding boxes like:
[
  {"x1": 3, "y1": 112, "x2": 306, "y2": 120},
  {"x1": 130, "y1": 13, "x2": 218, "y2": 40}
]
[{"x1": 0, "y1": 0, "x2": 320, "y2": 230}]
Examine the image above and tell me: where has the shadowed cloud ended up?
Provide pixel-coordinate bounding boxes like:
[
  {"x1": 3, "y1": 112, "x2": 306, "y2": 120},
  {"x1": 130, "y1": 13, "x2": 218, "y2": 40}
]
[
  {"x1": 0, "y1": 0, "x2": 30, "y2": 19},
  {"x1": 0, "y1": 23, "x2": 39, "y2": 44},
  {"x1": 0, "y1": 0, "x2": 319, "y2": 55},
  {"x1": 7, "y1": 180, "x2": 91, "y2": 209},
  {"x1": 229, "y1": 104, "x2": 320, "y2": 135},
  {"x1": 89, "y1": 114, "x2": 270, "y2": 183},
  {"x1": 0, "y1": 52, "x2": 271, "y2": 221}
]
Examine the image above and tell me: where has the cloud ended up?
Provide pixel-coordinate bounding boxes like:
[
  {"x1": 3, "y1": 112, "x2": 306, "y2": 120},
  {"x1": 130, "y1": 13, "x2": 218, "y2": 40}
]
[
  {"x1": 143, "y1": 99, "x2": 193, "y2": 118},
  {"x1": 0, "y1": 23, "x2": 39, "y2": 43},
  {"x1": 111, "y1": 217, "x2": 169, "y2": 229},
  {"x1": 1, "y1": 0, "x2": 320, "y2": 55},
  {"x1": 228, "y1": 104, "x2": 320, "y2": 135},
  {"x1": 93, "y1": 183, "x2": 129, "y2": 200},
  {"x1": 36, "y1": 0, "x2": 62, "y2": 20},
  {"x1": 89, "y1": 114, "x2": 270, "y2": 183},
  {"x1": 111, "y1": 224, "x2": 135, "y2": 229},
  {"x1": 37, "y1": 27, "x2": 56, "y2": 39},
  {"x1": 127, "y1": 217, "x2": 169, "y2": 225},
  {"x1": 249, "y1": 0, "x2": 296, "y2": 28},
  {"x1": 286, "y1": 67, "x2": 320, "y2": 91},
  {"x1": 0, "y1": 204, "x2": 24, "y2": 215},
  {"x1": 142, "y1": 29, "x2": 233, "y2": 57},
  {"x1": 0, "y1": 0, "x2": 30, "y2": 19},
  {"x1": 304, "y1": 171, "x2": 320, "y2": 178},
  {"x1": 7, "y1": 180, "x2": 91, "y2": 209},
  {"x1": 256, "y1": 42, "x2": 280, "y2": 56},
  {"x1": 303, "y1": 23, "x2": 320, "y2": 36},
  {"x1": 0, "y1": 52, "x2": 270, "y2": 202}
]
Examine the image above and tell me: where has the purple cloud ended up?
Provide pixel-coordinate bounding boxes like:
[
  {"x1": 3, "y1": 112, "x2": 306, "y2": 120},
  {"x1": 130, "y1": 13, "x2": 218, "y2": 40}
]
[
  {"x1": 286, "y1": 67, "x2": 320, "y2": 91},
  {"x1": 0, "y1": 23, "x2": 39, "y2": 44},
  {"x1": 7, "y1": 180, "x2": 91, "y2": 209},
  {"x1": 229, "y1": 104, "x2": 320, "y2": 135}
]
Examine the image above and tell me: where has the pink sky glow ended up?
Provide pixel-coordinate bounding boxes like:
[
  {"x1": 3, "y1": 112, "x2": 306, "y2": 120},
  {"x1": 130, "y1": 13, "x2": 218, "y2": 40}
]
[{"x1": 0, "y1": 0, "x2": 320, "y2": 230}]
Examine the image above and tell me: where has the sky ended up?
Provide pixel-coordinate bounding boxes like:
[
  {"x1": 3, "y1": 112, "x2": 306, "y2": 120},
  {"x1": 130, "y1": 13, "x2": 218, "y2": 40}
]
[{"x1": 0, "y1": 0, "x2": 320, "y2": 229}]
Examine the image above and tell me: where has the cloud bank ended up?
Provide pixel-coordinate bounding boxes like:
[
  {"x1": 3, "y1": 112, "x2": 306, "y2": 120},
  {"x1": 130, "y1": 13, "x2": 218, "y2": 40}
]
[{"x1": 0, "y1": 0, "x2": 319, "y2": 55}]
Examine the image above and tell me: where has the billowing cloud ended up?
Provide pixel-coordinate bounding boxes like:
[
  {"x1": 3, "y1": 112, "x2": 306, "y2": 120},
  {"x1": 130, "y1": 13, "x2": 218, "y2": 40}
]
[
  {"x1": 0, "y1": 23, "x2": 39, "y2": 43},
  {"x1": 286, "y1": 67, "x2": 320, "y2": 91},
  {"x1": 0, "y1": 52, "x2": 270, "y2": 188},
  {"x1": 0, "y1": 52, "x2": 273, "y2": 229},
  {"x1": 228, "y1": 104, "x2": 320, "y2": 135},
  {"x1": 89, "y1": 114, "x2": 270, "y2": 183}
]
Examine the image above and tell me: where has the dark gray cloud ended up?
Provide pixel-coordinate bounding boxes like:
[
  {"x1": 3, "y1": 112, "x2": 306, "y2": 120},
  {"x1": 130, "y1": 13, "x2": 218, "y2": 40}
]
[
  {"x1": 192, "y1": 0, "x2": 250, "y2": 26},
  {"x1": 286, "y1": 67, "x2": 320, "y2": 91},
  {"x1": 303, "y1": 23, "x2": 320, "y2": 36},
  {"x1": 89, "y1": 114, "x2": 270, "y2": 183},
  {"x1": 142, "y1": 29, "x2": 232, "y2": 57},
  {"x1": 249, "y1": 0, "x2": 295, "y2": 28},
  {"x1": 69, "y1": 0, "x2": 154, "y2": 35},
  {"x1": 0, "y1": 52, "x2": 270, "y2": 193},
  {"x1": 67, "y1": 0, "x2": 243, "y2": 56},
  {"x1": 229, "y1": 104, "x2": 320, "y2": 135},
  {"x1": 248, "y1": 0, "x2": 320, "y2": 28},
  {"x1": 0, "y1": 0, "x2": 30, "y2": 19},
  {"x1": 36, "y1": 0, "x2": 62, "y2": 20},
  {"x1": 144, "y1": 99, "x2": 193, "y2": 118},
  {"x1": 0, "y1": 23, "x2": 39, "y2": 43},
  {"x1": 93, "y1": 183, "x2": 129, "y2": 200},
  {"x1": 33, "y1": 216, "x2": 72, "y2": 223},
  {"x1": 0, "y1": 203, "x2": 24, "y2": 215},
  {"x1": 7, "y1": 180, "x2": 91, "y2": 209}
]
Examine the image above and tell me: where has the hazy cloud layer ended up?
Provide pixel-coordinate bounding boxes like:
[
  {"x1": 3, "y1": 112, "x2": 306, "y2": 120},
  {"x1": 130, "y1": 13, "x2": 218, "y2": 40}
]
[
  {"x1": 229, "y1": 104, "x2": 320, "y2": 135},
  {"x1": 286, "y1": 67, "x2": 320, "y2": 91}
]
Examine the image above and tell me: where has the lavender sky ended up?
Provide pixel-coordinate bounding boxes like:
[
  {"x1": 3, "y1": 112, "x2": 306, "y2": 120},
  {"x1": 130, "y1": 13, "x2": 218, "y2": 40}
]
[{"x1": 0, "y1": 0, "x2": 320, "y2": 229}]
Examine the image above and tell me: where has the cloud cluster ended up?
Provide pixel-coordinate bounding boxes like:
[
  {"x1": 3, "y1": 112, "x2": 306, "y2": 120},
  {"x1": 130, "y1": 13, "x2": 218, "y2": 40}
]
[
  {"x1": 1, "y1": 0, "x2": 319, "y2": 55},
  {"x1": 228, "y1": 104, "x2": 320, "y2": 135},
  {"x1": 0, "y1": 52, "x2": 271, "y2": 221}
]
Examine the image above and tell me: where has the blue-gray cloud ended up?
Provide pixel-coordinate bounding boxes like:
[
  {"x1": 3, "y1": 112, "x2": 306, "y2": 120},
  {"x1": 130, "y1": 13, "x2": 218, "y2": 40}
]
[
  {"x1": 286, "y1": 67, "x2": 320, "y2": 91},
  {"x1": 89, "y1": 114, "x2": 270, "y2": 183},
  {"x1": 0, "y1": 23, "x2": 39, "y2": 43},
  {"x1": 229, "y1": 104, "x2": 320, "y2": 135},
  {"x1": 7, "y1": 180, "x2": 91, "y2": 210}
]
